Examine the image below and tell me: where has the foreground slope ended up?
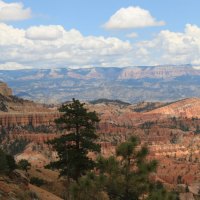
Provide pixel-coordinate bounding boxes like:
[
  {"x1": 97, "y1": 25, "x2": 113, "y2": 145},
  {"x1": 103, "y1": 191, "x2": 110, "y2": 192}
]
[{"x1": 0, "y1": 169, "x2": 63, "y2": 200}]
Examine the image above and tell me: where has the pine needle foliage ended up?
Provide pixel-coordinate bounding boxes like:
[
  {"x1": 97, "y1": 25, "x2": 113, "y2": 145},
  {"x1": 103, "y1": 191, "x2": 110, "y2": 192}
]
[{"x1": 47, "y1": 98, "x2": 100, "y2": 181}]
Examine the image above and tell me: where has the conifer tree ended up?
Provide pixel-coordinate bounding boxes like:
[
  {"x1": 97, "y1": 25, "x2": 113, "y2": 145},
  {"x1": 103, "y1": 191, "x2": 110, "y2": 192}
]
[
  {"x1": 70, "y1": 172, "x2": 109, "y2": 200},
  {"x1": 6, "y1": 154, "x2": 17, "y2": 172},
  {"x1": 0, "y1": 149, "x2": 16, "y2": 174},
  {"x1": 147, "y1": 181, "x2": 178, "y2": 200},
  {"x1": 47, "y1": 98, "x2": 100, "y2": 181},
  {"x1": 97, "y1": 137, "x2": 158, "y2": 200},
  {"x1": 70, "y1": 137, "x2": 179, "y2": 200},
  {"x1": 0, "y1": 149, "x2": 9, "y2": 174},
  {"x1": 18, "y1": 159, "x2": 31, "y2": 172}
]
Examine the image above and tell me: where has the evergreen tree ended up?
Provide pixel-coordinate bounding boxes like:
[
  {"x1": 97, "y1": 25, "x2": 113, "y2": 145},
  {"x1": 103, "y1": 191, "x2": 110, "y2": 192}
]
[
  {"x1": 0, "y1": 149, "x2": 16, "y2": 174},
  {"x1": 47, "y1": 98, "x2": 100, "y2": 181},
  {"x1": 6, "y1": 154, "x2": 17, "y2": 172},
  {"x1": 70, "y1": 137, "x2": 179, "y2": 200},
  {"x1": 0, "y1": 149, "x2": 9, "y2": 174},
  {"x1": 70, "y1": 172, "x2": 109, "y2": 200},
  {"x1": 18, "y1": 159, "x2": 31, "y2": 172},
  {"x1": 147, "y1": 181, "x2": 178, "y2": 200},
  {"x1": 97, "y1": 137, "x2": 158, "y2": 200}
]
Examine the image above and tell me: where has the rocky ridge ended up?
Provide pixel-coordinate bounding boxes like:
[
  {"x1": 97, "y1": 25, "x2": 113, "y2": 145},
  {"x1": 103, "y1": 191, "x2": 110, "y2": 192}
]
[
  {"x1": 1, "y1": 65, "x2": 200, "y2": 103},
  {"x1": 148, "y1": 98, "x2": 200, "y2": 118}
]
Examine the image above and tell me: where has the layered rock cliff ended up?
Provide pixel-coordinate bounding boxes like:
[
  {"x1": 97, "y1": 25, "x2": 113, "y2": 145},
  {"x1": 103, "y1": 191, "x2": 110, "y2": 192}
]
[
  {"x1": 0, "y1": 81, "x2": 60, "y2": 127},
  {"x1": 0, "y1": 112, "x2": 60, "y2": 127}
]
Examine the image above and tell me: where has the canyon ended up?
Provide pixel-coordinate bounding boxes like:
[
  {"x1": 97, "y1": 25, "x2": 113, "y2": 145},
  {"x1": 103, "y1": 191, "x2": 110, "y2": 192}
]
[{"x1": 1, "y1": 82, "x2": 200, "y2": 198}]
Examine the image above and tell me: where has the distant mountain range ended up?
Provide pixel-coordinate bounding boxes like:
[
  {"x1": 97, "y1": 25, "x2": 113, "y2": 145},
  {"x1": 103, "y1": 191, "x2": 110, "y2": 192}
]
[{"x1": 1, "y1": 64, "x2": 200, "y2": 103}]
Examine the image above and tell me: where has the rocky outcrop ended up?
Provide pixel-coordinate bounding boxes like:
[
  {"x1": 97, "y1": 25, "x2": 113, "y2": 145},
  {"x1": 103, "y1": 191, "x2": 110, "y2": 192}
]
[
  {"x1": 0, "y1": 82, "x2": 12, "y2": 96},
  {"x1": 0, "y1": 81, "x2": 53, "y2": 113},
  {"x1": 0, "y1": 82, "x2": 60, "y2": 126}
]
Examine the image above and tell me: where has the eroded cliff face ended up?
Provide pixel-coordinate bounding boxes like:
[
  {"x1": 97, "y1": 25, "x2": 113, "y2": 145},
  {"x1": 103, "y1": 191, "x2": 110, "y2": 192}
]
[
  {"x1": 0, "y1": 81, "x2": 60, "y2": 127},
  {"x1": 0, "y1": 112, "x2": 60, "y2": 127}
]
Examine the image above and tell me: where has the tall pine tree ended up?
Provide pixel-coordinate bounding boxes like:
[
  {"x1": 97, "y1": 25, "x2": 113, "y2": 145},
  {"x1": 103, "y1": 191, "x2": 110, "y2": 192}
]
[{"x1": 47, "y1": 98, "x2": 100, "y2": 181}]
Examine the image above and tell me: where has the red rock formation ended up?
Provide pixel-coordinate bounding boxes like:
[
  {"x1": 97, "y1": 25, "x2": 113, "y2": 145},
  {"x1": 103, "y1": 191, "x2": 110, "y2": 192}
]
[
  {"x1": 148, "y1": 98, "x2": 200, "y2": 118},
  {"x1": 1, "y1": 94, "x2": 200, "y2": 188},
  {"x1": 0, "y1": 112, "x2": 60, "y2": 127}
]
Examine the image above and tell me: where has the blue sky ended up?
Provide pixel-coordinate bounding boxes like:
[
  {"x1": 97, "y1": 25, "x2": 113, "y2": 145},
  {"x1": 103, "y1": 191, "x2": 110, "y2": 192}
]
[
  {"x1": 0, "y1": 0, "x2": 200, "y2": 69},
  {"x1": 11, "y1": 0, "x2": 200, "y2": 38}
]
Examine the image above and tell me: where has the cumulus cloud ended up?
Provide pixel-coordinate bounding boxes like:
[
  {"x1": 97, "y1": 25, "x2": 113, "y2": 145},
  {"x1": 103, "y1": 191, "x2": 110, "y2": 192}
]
[
  {"x1": 25, "y1": 25, "x2": 64, "y2": 41},
  {"x1": 104, "y1": 6, "x2": 165, "y2": 29},
  {"x1": 0, "y1": 0, "x2": 31, "y2": 22},
  {"x1": 0, "y1": 23, "x2": 132, "y2": 69},
  {"x1": 136, "y1": 24, "x2": 200, "y2": 65},
  {"x1": 0, "y1": 23, "x2": 200, "y2": 69}
]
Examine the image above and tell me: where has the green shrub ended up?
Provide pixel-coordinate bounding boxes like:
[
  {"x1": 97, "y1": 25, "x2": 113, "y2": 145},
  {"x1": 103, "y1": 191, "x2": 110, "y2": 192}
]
[
  {"x1": 18, "y1": 159, "x2": 31, "y2": 172},
  {"x1": 30, "y1": 177, "x2": 46, "y2": 187}
]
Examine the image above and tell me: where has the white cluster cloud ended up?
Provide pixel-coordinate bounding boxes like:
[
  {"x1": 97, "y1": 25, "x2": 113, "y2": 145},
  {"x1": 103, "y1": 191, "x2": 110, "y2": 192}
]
[
  {"x1": 0, "y1": 23, "x2": 132, "y2": 69},
  {"x1": 0, "y1": 3, "x2": 198, "y2": 69},
  {"x1": 104, "y1": 6, "x2": 165, "y2": 29},
  {"x1": 136, "y1": 24, "x2": 200, "y2": 65},
  {"x1": 0, "y1": 0, "x2": 31, "y2": 22},
  {"x1": 25, "y1": 25, "x2": 64, "y2": 40},
  {"x1": 0, "y1": 22, "x2": 200, "y2": 69}
]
